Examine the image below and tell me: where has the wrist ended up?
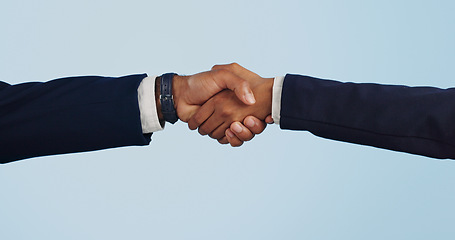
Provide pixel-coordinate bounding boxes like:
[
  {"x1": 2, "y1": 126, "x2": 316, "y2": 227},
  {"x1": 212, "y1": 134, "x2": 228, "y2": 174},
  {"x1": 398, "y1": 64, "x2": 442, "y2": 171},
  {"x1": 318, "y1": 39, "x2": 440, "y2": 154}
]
[
  {"x1": 252, "y1": 77, "x2": 274, "y2": 118},
  {"x1": 172, "y1": 74, "x2": 189, "y2": 118},
  {"x1": 264, "y1": 78, "x2": 274, "y2": 114}
]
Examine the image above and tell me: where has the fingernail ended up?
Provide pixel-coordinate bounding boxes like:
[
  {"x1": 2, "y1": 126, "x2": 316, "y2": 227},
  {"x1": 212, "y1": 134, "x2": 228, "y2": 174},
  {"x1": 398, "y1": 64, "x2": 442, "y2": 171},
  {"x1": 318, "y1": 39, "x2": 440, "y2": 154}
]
[
  {"x1": 226, "y1": 129, "x2": 234, "y2": 138},
  {"x1": 232, "y1": 122, "x2": 243, "y2": 133},
  {"x1": 245, "y1": 118, "x2": 256, "y2": 128},
  {"x1": 244, "y1": 92, "x2": 256, "y2": 104}
]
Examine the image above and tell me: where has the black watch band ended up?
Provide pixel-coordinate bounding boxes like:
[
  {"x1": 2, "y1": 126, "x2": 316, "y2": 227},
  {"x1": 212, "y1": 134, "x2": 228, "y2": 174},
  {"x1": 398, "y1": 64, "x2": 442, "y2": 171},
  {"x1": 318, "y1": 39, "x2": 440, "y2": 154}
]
[{"x1": 160, "y1": 73, "x2": 179, "y2": 124}]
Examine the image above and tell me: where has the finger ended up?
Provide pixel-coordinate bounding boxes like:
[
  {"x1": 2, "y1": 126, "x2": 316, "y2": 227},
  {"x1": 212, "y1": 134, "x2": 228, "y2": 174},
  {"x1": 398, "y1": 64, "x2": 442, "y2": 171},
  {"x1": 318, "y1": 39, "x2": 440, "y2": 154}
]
[
  {"x1": 199, "y1": 120, "x2": 223, "y2": 136},
  {"x1": 265, "y1": 115, "x2": 274, "y2": 124},
  {"x1": 225, "y1": 129, "x2": 244, "y2": 147},
  {"x1": 211, "y1": 69, "x2": 256, "y2": 105},
  {"x1": 243, "y1": 116, "x2": 267, "y2": 134},
  {"x1": 209, "y1": 122, "x2": 230, "y2": 140},
  {"x1": 188, "y1": 100, "x2": 215, "y2": 130},
  {"x1": 198, "y1": 108, "x2": 225, "y2": 136},
  {"x1": 218, "y1": 137, "x2": 229, "y2": 144},
  {"x1": 230, "y1": 122, "x2": 254, "y2": 142}
]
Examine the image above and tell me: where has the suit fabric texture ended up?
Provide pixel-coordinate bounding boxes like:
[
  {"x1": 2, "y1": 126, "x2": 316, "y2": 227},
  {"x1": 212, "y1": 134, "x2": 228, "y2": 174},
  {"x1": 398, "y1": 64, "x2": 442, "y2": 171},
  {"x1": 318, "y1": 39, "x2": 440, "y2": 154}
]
[
  {"x1": 0, "y1": 74, "x2": 151, "y2": 163},
  {"x1": 280, "y1": 74, "x2": 455, "y2": 159}
]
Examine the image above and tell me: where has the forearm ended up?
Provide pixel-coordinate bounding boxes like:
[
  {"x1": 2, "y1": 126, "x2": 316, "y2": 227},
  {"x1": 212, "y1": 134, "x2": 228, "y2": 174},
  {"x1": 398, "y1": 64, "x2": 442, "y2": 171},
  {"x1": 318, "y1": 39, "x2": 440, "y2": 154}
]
[
  {"x1": 280, "y1": 74, "x2": 455, "y2": 159},
  {"x1": 0, "y1": 74, "x2": 151, "y2": 163}
]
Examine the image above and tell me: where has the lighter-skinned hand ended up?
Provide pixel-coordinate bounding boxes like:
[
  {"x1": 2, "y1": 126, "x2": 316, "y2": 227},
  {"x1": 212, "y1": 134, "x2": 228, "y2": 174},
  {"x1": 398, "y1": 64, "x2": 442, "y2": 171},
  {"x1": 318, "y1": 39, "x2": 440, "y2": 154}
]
[{"x1": 172, "y1": 68, "x2": 256, "y2": 122}]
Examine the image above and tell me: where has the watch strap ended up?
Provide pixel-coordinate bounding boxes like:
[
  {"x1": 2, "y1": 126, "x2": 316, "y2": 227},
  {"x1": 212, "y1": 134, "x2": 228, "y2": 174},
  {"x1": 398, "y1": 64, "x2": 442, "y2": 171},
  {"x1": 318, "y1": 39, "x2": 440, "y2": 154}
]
[{"x1": 160, "y1": 73, "x2": 179, "y2": 124}]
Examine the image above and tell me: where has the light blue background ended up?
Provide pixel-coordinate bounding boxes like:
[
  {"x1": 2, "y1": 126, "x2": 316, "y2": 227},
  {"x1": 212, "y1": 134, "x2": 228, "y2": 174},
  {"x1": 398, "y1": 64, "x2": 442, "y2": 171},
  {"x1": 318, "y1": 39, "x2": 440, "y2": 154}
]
[{"x1": 1, "y1": 0, "x2": 455, "y2": 239}]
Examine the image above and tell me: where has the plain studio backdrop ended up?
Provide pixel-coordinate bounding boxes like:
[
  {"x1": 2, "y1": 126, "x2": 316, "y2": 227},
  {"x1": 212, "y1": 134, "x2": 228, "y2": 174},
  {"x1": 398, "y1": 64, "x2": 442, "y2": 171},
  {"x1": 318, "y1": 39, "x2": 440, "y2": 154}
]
[{"x1": 1, "y1": 0, "x2": 454, "y2": 239}]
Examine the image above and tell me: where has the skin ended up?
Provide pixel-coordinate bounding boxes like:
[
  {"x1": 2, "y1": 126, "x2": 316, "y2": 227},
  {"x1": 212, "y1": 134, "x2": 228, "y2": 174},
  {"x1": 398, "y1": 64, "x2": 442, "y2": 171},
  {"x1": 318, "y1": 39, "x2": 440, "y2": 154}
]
[
  {"x1": 154, "y1": 63, "x2": 270, "y2": 147},
  {"x1": 209, "y1": 63, "x2": 274, "y2": 146},
  {"x1": 224, "y1": 115, "x2": 273, "y2": 146},
  {"x1": 187, "y1": 64, "x2": 274, "y2": 146},
  {"x1": 222, "y1": 116, "x2": 269, "y2": 147},
  {"x1": 172, "y1": 70, "x2": 258, "y2": 122},
  {"x1": 155, "y1": 67, "x2": 257, "y2": 122}
]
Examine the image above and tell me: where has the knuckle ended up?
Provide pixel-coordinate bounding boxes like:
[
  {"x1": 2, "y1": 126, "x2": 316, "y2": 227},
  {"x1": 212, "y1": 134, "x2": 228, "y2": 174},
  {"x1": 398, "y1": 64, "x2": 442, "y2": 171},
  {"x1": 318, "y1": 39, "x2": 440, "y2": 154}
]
[
  {"x1": 212, "y1": 95, "x2": 230, "y2": 106},
  {"x1": 229, "y1": 62, "x2": 239, "y2": 69},
  {"x1": 220, "y1": 108, "x2": 234, "y2": 118}
]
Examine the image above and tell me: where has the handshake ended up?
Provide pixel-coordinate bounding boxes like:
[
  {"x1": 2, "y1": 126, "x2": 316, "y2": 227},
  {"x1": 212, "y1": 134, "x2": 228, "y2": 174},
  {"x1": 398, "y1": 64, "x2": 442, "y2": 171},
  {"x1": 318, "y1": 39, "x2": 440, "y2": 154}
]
[
  {"x1": 2, "y1": 61, "x2": 452, "y2": 163},
  {"x1": 158, "y1": 63, "x2": 274, "y2": 146}
]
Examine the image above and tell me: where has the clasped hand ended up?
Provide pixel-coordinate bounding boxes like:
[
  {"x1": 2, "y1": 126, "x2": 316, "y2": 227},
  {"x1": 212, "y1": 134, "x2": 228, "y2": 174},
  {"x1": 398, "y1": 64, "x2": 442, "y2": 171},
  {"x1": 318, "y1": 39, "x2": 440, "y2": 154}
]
[{"x1": 168, "y1": 63, "x2": 274, "y2": 146}]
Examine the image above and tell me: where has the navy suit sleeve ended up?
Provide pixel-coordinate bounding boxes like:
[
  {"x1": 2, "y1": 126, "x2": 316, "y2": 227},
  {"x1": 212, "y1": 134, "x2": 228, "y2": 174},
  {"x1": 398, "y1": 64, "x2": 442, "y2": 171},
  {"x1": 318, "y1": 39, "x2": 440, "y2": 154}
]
[
  {"x1": 0, "y1": 74, "x2": 152, "y2": 163},
  {"x1": 280, "y1": 74, "x2": 455, "y2": 159}
]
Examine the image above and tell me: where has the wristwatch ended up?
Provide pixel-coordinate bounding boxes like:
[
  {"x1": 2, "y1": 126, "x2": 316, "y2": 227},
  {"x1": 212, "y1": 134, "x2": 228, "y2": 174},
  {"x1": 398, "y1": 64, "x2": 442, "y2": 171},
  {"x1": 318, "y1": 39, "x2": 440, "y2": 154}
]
[{"x1": 160, "y1": 73, "x2": 179, "y2": 124}]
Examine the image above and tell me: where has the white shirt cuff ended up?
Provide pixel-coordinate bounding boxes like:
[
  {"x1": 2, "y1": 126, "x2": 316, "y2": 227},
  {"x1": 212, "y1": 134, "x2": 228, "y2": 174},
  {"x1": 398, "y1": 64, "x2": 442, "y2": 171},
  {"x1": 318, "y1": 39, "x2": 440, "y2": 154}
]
[
  {"x1": 272, "y1": 76, "x2": 285, "y2": 125},
  {"x1": 138, "y1": 76, "x2": 164, "y2": 133}
]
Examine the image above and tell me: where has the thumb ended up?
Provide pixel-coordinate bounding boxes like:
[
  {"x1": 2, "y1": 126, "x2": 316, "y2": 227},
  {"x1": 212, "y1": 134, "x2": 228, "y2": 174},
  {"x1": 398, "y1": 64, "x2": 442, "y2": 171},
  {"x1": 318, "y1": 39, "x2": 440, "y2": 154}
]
[{"x1": 212, "y1": 69, "x2": 256, "y2": 105}]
